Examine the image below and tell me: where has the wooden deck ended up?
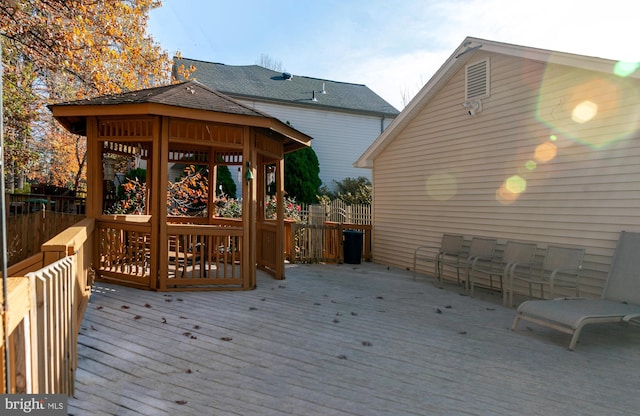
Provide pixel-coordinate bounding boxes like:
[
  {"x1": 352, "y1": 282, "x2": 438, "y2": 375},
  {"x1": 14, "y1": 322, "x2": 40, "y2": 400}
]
[{"x1": 69, "y1": 262, "x2": 640, "y2": 415}]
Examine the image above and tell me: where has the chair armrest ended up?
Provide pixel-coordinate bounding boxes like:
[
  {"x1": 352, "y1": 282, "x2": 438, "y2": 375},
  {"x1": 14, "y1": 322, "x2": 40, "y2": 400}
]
[
  {"x1": 414, "y1": 245, "x2": 439, "y2": 255},
  {"x1": 548, "y1": 267, "x2": 582, "y2": 286},
  {"x1": 550, "y1": 267, "x2": 581, "y2": 275},
  {"x1": 469, "y1": 255, "x2": 493, "y2": 267},
  {"x1": 469, "y1": 254, "x2": 492, "y2": 261},
  {"x1": 506, "y1": 262, "x2": 533, "y2": 276}
]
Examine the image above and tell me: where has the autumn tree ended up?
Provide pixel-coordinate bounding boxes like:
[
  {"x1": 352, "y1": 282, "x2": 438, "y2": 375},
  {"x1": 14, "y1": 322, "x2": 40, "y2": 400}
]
[{"x1": 1, "y1": 0, "x2": 171, "y2": 191}]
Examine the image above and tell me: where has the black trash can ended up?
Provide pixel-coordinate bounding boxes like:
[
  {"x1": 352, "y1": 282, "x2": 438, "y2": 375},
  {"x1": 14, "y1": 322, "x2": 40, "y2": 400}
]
[{"x1": 343, "y1": 230, "x2": 363, "y2": 264}]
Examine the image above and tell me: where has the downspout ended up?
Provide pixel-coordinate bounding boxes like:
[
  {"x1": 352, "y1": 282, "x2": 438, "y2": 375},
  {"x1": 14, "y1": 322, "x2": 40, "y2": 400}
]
[{"x1": 0, "y1": 33, "x2": 11, "y2": 394}]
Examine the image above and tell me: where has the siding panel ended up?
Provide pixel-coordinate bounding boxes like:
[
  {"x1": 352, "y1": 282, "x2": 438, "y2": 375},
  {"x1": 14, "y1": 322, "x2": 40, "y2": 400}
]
[
  {"x1": 238, "y1": 100, "x2": 392, "y2": 190},
  {"x1": 371, "y1": 51, "x2": 640, "y2": 299}
]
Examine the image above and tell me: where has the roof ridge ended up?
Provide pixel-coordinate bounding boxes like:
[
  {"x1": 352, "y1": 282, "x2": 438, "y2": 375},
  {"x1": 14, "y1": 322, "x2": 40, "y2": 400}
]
[
  {"x1": 296, "y1": 75, "x2": 365, "y2": 87},
  {"x1": 173, "y1": 56, "x2": 227, "y2": 66}
]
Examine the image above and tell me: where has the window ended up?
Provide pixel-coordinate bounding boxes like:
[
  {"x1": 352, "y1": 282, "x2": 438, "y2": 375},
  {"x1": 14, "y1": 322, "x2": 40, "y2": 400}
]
[{"x1": 465, "y1": 58, "x2": 490, "y2": 100}]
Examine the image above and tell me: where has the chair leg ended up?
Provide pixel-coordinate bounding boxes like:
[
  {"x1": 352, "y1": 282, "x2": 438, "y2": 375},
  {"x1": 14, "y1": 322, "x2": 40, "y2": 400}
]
[
  {"x1": 510, "y1": 276, "x2": 516, "y2": 307},
  {"x1": 511, "y1": 313, "x2": 521, "y2": 331},
  {"x1": 568, "y1": 327, "x2": 584, "y2": 351},
  {"x1": 470, "y1": 271, "x2": 475, "y2": 296},
  {"x1": 505, "y1": 270, "x2": 513, "y2": 307},
  {"x1": 465, "y1": 267, "x2": 471, "y2": 294}
]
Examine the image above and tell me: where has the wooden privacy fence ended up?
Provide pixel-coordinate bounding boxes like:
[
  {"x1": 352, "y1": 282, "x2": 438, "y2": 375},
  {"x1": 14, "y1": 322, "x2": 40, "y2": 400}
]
[
  {"x1": 7, "y1": 193, "x2": 86, "y2": 216},
  {"x1": 287, "y1": 222, "x2": 372, "y2": 264},
  {"x1": 7, "y1": 210, "x2": 85, "y2": 266}
]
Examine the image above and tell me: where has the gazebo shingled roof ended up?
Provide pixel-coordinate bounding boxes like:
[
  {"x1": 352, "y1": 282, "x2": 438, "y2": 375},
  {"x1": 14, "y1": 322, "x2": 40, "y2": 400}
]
[{"x1": 51, "y1": 80, "x2": 312, "y2": 153}]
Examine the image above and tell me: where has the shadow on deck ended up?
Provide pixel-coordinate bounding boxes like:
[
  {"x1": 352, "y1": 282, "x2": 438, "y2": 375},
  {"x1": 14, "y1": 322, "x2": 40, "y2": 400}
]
[{"x1": 69, "y1": 263, "x2": 640, "y2": 416}]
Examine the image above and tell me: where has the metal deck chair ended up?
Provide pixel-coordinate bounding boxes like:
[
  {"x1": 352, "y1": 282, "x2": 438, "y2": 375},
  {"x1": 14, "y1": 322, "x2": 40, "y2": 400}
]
[
  {"x1": 469, "y1": 240, "x2": 537, "y2": 302},
  {"x1": 461, "y1": 237, "x2": 497, "y2": 293},
  {"x1": 506, "y1": 245, "x2": 585, "y2": 307},
  {"x1": 413, "y1": 234, "x2": 464, "y2": 286},
  {"x1": 512, "y1": 231, "x2": 640, "y2": 350}
]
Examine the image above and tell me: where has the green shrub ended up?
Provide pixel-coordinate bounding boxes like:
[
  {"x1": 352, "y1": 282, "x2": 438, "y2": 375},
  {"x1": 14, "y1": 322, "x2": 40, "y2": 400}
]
[
  {"x1": 318, "y1": 176, "x2": 372, "y2": 205},
  {"x1": 284, "y1": 147, "x2": 321, "y2": 204}
]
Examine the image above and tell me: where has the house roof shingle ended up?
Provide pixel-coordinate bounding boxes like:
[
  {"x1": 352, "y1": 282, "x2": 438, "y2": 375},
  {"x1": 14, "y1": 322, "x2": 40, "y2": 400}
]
[{"x1": 173, "y1": 58, "x2": 400, "y2": 117}]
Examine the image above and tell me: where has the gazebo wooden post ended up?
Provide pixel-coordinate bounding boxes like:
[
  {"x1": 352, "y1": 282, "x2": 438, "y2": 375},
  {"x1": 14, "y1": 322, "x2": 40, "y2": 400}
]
[
  {"x1": 242, "y1": 127, "x2": 257, "y2": 289},
  {"x1": 275, "y1": 157, "x2": 285, "y2": 279},
  {"x1": 209, "y1": 147, "x2": 218, "y2": 223},
  {"x1": 156, "y1": 116, "x2": 170, "y2": 290},
  {"x1": 85, "y1": 116, "x2": 101, "y2": 219}
]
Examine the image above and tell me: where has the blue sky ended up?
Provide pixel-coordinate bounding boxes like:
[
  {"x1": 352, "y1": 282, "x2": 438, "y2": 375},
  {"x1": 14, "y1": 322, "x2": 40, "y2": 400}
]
[{"x1": 148, "y1": 0, "x2": 637, "y2": 110}]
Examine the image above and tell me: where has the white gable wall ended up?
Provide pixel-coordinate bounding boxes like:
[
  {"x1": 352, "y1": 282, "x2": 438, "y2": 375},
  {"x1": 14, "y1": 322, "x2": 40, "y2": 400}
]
[
  {"x1": 237, "y1": 100, "x2": 393, "y2": 191},
  {"x1": 372, "y1": 50, "x2": 640, "y2": 298}
]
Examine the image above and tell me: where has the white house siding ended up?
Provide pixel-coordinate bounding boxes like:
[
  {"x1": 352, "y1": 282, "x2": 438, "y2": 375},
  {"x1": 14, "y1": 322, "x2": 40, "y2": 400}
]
[
  {"x1": 372, "y1": 50, "x2": 640, "y2": 299},
  {"x1": 237, "y1": 100, "x2": 393, "y2": 191}
]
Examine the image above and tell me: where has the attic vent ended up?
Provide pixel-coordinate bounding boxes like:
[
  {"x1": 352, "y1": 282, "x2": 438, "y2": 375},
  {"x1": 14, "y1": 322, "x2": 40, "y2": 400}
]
[
  {"x1": 465, "y1": 58, "x2": 490, "y2": 100},
  {"x1": 282, "y1": 72, "x2": 293, "y2": 80}
]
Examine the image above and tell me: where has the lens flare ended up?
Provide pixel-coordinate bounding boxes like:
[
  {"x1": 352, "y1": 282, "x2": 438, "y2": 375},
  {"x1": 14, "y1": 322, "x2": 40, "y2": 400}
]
[
  {"x1": 496, "y1": 183, "x2": 519, "y2": 204},
  {"x1": 496, "y1": 175, "x2": 526, "y2": 205},
  {"x1": 572, "y1": 100, "x2": 598, "y2": 124},
  {"x1": 614, "y1": 61, "x2": 640, "y2": 77},
  {"x1": 505, "y1": 175, "x2": 526, "y2": 194},
  {"x1": 525, "y1": 160, "x2": 537, "y2": 170},
  {"x1": 426, "y1": 173, "x2": 457, "y2": 201},
  {"x1": 535, "y1": 61, "x2": 640, "y2": 148},
  {"x1": 534, "y1": 142, "x2": 557, "y2": 163}
]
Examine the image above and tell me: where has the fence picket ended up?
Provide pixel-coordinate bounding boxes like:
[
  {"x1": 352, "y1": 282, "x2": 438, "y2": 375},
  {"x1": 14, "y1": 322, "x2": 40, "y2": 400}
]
[{"x1": 290, "y1": 201, "x2": 371, "y2": 263}]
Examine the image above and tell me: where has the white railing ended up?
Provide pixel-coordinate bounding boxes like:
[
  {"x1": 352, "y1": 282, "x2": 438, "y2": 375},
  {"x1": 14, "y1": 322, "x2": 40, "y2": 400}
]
[{"x1": 300, "y1": 201, "x2": 371, "y2": 225}]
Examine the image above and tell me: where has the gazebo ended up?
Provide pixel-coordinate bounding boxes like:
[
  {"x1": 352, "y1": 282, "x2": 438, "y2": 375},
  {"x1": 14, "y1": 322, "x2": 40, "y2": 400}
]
[{"x1": 48, "y1": 81, "x2": 312, "y2": 290}]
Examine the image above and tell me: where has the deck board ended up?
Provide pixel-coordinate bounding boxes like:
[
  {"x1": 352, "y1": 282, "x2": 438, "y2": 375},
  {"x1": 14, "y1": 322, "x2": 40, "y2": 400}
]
[{"x1": 69, "y1": 263, "x2": 640, "y2": 415}]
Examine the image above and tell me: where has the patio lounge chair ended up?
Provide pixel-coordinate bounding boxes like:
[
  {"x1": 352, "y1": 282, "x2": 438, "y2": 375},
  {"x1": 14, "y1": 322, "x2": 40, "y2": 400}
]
[
  {"x1": 512, "y1": 231, "x2": 640, "y2": 350},
  {"x1": 413, "y1": 234, "x2": 464, "y2": 286},
  {"x1": 468, "y1": 240, "x2": 537, "y2": 303},
  {"x1": 505, "y1": 245, "x2": 585, "y2": 307}
]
